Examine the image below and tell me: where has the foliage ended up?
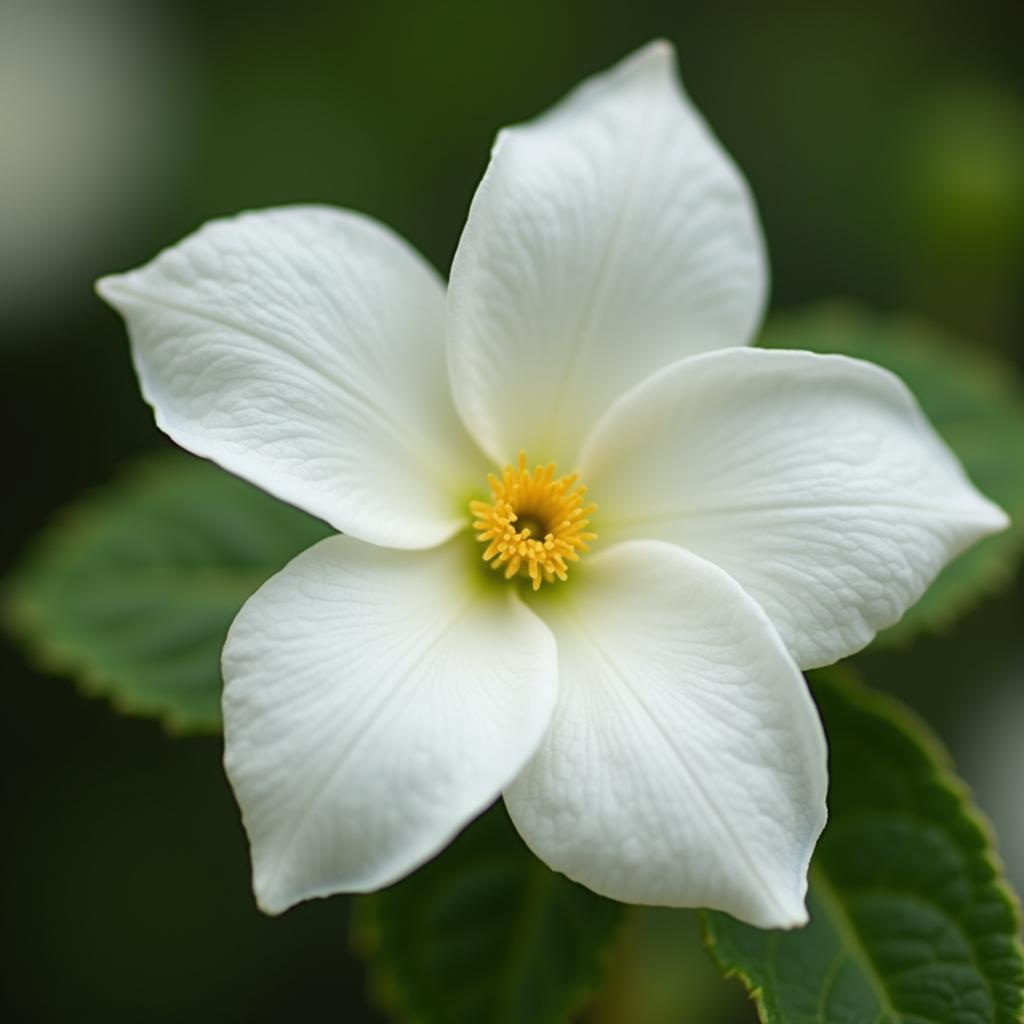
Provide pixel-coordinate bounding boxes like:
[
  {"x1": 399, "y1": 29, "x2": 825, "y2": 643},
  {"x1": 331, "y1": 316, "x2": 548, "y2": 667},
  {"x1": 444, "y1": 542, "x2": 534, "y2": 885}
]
[
  {"x1": 703, "y1": 668, "x2": 1024, "y2": 1024},
  {"x1": 4, "y1": 451, "x2": 329, "y2": 731},
  {"x1": 354, "y1": 804, "x2": 624, "y2": 1024}
]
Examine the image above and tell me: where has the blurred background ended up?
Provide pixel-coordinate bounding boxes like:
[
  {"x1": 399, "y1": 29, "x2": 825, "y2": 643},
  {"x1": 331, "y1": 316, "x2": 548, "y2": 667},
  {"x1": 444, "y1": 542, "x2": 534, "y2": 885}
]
[{"x1": 3, "y1": 0, "x2": 1023, "y2": 1020}]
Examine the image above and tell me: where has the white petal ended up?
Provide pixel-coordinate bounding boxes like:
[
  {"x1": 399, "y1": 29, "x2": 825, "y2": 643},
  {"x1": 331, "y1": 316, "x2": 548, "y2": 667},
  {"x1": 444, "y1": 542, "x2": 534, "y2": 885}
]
[
  {"x1": 98, "y1": 206, "x2": 486, "y2": 549},
  {"x1": 447, "y1": 41, "x2": 766, "y2": 467},
  {"x1": 504, "y1": 540, "x2": 827, "y2": 928},
  {"x1": 222, "y1": 535, "x2": 558, "y2": 914},
  {"x1": 581, "y1": 348, "x2": 1009, "y2": 669}
]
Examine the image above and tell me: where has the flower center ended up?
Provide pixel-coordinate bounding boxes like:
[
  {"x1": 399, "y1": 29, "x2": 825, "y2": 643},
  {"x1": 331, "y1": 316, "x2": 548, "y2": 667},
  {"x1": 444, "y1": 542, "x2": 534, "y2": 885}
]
[{"x1": 470, "y1": 452, "x2": 596, "y2": 591}]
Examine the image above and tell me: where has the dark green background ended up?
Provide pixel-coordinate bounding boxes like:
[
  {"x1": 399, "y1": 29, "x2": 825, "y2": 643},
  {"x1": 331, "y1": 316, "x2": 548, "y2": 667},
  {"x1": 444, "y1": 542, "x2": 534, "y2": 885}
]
[{"x1": 3, "y1": 1, "x2": 1023, "y2": 1020}]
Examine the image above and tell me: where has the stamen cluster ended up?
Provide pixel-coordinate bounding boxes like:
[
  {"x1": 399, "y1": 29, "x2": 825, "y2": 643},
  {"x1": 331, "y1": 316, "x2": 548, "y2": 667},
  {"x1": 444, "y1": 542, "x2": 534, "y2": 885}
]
[{"x1": 471, "y1": 452, "x2": 596, "y2": 590}]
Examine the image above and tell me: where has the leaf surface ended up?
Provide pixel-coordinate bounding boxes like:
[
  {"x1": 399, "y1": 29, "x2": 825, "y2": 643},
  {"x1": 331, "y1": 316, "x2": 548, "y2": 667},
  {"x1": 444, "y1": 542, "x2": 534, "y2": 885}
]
[
  {"x1": 703, "y1": 669, "x2": 1024, "y2": 1024},
  {"x1": 354, "y1": 804, "x2": 624, "y2": 1024},
  {"x1": 5, "y1": 451, "x2": 330, "y2": 731}
]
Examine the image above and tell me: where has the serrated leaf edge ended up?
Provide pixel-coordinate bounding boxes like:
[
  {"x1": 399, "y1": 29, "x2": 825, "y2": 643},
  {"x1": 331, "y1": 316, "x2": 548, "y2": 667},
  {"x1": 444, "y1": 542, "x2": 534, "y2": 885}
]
[
  {"x1": 700, "y1": 671, "x2": 1024, "y2": 1024},
  {"x1": 2, "y1": 451, "x2": 236, "y2": 735}
]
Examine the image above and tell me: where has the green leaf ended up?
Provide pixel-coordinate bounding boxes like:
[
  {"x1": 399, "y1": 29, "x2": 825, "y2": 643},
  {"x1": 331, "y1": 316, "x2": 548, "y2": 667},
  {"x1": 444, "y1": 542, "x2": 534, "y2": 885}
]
[
  {"x1": 353, "y1": 803, "x2": 624, "y2": 1024},
  {"x1": 760, "y1": 304, "x2": 1024, "y2": 644},
  {"x1": 703, "y1": 669, "x2": 1024, "y2": 1024},
  {"x1": 4, "y1": 450, "x2": 330, "y2": 732}
]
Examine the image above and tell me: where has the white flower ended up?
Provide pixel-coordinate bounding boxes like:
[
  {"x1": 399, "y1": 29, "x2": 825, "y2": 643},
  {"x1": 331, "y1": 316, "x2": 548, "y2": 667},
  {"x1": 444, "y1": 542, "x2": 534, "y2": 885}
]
[{"x1": 96, "y1": 42, "x2": 1006, "y2": 929}]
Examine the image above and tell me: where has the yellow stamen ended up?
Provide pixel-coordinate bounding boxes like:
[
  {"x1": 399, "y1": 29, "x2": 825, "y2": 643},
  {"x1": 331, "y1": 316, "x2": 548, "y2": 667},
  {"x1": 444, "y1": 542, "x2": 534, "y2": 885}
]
[{"x1": 470, "y1": 452, "x2": 597, "y2": 591}]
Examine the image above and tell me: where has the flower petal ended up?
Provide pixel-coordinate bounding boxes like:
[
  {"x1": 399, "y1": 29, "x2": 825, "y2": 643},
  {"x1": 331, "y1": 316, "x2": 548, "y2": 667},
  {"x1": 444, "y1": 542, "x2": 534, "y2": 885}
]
[
  {"x1": 222, "y1": 535, "x2": 558, "y2": 914},
  {"x1": 581, "y1": 348, "x2": 1010, "y2": 669},
  {"x1": 98, "y1": 206, "x2": 486, "y2": 549},
  {"x1": 447, "y1": 40, "x2": 766, "y2": 467},
  {"x1": 504, "y1": 540, "x2": 827, "y2": 928}
]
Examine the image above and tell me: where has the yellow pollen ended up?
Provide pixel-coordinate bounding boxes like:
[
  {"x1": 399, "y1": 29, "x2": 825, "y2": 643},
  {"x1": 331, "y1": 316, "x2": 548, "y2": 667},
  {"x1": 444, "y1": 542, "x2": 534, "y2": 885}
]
[{"x1": 470, "y1": 452, "x2": 597, "y2": 591}]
